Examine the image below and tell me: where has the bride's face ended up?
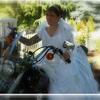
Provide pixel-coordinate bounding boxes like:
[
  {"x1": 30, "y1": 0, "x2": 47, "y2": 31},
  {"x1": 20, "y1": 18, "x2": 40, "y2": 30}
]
[{"x1": 46, "y1": 11, "x2": 60, "y2": 26}]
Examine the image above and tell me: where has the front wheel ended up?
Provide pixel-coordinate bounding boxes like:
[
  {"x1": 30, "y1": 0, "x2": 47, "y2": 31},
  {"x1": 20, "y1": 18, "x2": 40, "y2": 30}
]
[{"x1": 8, "y1": 67, "x2": 50, "y2": 94}]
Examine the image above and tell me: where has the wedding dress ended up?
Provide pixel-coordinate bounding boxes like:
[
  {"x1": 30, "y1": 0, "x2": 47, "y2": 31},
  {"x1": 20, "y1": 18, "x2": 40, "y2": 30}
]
[{"x1": 36, "y1": 18, "x2": 98, "y2": 94}]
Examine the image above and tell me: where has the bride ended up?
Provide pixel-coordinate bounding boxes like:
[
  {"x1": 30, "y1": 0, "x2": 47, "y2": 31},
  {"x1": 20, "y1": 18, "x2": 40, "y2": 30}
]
[{"x1": 18, "y1": 4, "x2": 98, "y2": 94}]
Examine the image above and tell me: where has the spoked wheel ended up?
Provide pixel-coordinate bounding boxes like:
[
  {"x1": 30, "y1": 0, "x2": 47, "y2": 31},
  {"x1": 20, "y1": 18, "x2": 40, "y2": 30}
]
[{"x1": 9, "y1": 67, "x2": 50, "y2": 94}]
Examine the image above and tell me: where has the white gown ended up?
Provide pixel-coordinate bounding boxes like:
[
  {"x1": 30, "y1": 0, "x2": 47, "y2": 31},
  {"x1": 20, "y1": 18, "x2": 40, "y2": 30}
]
[{"x1": 36, "y1": 19, "x2": 98, "y2": 95}]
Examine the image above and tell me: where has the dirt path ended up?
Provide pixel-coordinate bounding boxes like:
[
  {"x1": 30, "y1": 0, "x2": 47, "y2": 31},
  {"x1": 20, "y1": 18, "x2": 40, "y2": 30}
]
[{"x1": 88, "y1": 51, "x2": 100, "y2": 70}]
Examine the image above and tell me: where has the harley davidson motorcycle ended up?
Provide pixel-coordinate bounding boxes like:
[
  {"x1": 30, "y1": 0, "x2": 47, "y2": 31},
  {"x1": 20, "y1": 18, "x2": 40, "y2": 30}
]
[{"x1": 0, "y1": 26, "x2": 98, "y2": 100}]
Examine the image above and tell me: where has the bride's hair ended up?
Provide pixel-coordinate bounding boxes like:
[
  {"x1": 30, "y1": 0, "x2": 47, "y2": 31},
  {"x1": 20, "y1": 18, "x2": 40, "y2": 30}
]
[{"x1": 46, "y1": 4, "x2": 63, "y2": 18}]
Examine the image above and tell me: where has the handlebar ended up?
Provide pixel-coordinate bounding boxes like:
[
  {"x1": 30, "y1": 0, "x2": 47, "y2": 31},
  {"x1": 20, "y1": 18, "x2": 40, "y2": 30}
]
[{"x1": 22, "y1": 46, "x2": 71, "y2": 67}]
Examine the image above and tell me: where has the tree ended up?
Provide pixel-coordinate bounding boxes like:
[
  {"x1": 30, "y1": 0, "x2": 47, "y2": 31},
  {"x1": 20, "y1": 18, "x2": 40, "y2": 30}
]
[
  {"x1": 7, "y1": 2, "x2": 47, "y2": 31},
  {"x1": 75, "y1": 16, "x2": 95, "y2": 45},
  {"x1": 60, "y1": 1, "x2": 77, "y2": 19}
]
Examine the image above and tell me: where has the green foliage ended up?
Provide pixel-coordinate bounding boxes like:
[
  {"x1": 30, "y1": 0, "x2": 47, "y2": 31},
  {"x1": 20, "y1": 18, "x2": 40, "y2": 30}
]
[
  {"x1": 69, "y1": 16, "x2": 95, "y2": 45},
  {"x1": 60, "y1": 1, "x2": 77, "y2": 19},
  {"x1": 68, "y1": 18, "x2": 76, "y2": 27},
  {"x1": 87, "y1": 16, "x2": 95, "y2": 33},
  {"x1": 33, "y1": 16, "x2": 46, "y2": 29},
  {"x1": 6, "y1": 3, "x2": 48, "y2": 31},
  {"x1": 76, "y1": 35, "x2": 86, "y2": 45},
  {"x1": 95, "y1": 39, "x2": 100, "y2": 52},
  {"x1": 81, "y1": 11, "x2": 93, "y2": 22},
  {"x1": 0, "y1": 1, "x2": 93, "y2": 34},
  {"x1": 0, "y1": 1, "x2": 77, "y2": 30},
  {"x1": 0, "y1": 3, "x2": 11, "y2": 17}
]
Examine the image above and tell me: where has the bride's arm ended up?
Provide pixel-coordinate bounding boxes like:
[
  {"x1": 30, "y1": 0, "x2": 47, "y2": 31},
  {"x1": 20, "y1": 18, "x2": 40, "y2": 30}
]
[{"x1": 19, "y1": 34, "x2": 41, "y2": 46}]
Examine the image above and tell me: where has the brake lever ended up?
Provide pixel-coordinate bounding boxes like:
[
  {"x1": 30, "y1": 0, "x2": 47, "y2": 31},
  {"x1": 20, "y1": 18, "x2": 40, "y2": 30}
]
[{"x1": 58, "y1": 49, "x2": 71, "y2": 63}]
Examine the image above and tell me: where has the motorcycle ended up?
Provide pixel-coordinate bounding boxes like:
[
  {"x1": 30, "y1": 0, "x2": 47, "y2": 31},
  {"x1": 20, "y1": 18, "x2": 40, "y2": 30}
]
[
  {"x1": 0, "y1": 26, "x2": 19, "y2": 93},
  {"x1": 0, "y1": 27, "x2": 54, "y2": 94},
  {"x1": 0, "y1": 26, "x2": 93, "y2": 94},
  {"x1": 8, "y1": 44, "x2": 72, "y2": 94}
]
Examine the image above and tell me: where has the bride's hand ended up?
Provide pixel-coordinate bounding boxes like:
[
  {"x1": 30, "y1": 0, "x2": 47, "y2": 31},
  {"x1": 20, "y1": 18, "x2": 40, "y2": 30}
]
[{"x1": 62, "y1": 51, "x2": 70, "y2": 61}]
